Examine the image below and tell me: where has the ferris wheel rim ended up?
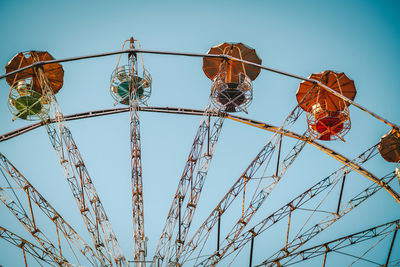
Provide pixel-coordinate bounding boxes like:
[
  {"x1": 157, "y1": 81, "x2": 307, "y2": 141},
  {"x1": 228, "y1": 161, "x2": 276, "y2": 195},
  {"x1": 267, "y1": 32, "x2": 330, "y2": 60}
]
[
  {"x1": 1, "y1": 105, "x2": 398, "y2": 204},
  {"x1": 0, "y1": 48, "x2": 398, "y2": 130}
]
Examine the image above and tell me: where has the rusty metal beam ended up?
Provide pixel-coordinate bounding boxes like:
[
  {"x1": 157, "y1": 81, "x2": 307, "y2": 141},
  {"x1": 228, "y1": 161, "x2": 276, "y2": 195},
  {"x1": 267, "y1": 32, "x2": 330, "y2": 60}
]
[
  {"x1": 256, "y1": 219, "x2": 400, "y2": 266},
  {"x1": 259, "y1": 170, "x2": 398, "y2": 266},
  {"x1": 0, "y1": 225, "x2": 57, "y2": 266},
  {"x1": 206, "y1": 145, "x2": 383, "y2": 264},
  {"x1": 1, "y1": 48, "x2": 397, "y2": 129},
  {"x1": 2, "y1": 106, "x2": 399, "y2": 205},
  {"x1": 177, "y1": 104, "x2": 304, "y2": 265},
  {"x1": 0, "y1": 153, "x2": 101, "y2": 266},
  {"x1": 384, "y1": 227, "x2": 398, "y2": 267},
  {"x1": 152, "y1": 103, "x2": 225, "y2": 266},
  {"x1": 0, "y1": 173, "x2": 68, "y2": 266}
]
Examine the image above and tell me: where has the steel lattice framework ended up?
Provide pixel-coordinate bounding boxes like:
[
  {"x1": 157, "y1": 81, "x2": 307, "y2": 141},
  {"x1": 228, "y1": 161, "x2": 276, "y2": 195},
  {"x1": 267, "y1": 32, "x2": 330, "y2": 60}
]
[
  {"x1": 176, "y1": 102, "x2": 307, "y2": 265},
  {"x1": 257, "y1": 219, "x2": 400, "y2": 267},
  {"x1": 0, "y1": 169, "x2": 69, "y2": 266},
  {"x1": 36, "y1": 66, "x2": 127, "y2": 266},
  {"x1": 0, "y1": 48, "x2": 399, "y2": 267},
  {"x1": 259, "y1": 169, "x2": 398, "y2": 266},
  {"x1": 153, "y1": 104, "x2": 225, "y2": 266},
  {"x1": 0, "y1": 225, "x2": 57, "y2": 266},
  {"x1": 167, "y1": 111, "x2": 225, "y2": 266},
  {"x1": 128, "y1": 44, "x2": 147, "y2": 266},
  {"x1": 3, "y1": 105, "x2": 399, "y2": 266},
  {"x1": 213, "y1": 144, "x2": 380, "y2": 264},
  {"x1": 0, "y1": 152, "x2": 101, "y2": 266},
  {"x1": 197, "y1": 134, "x2": 308, "y2": 266}
]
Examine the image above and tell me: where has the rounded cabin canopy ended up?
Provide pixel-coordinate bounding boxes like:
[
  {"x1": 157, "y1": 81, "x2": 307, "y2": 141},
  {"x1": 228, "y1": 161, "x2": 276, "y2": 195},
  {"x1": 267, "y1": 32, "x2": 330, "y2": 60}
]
[
  {"x1": 378, "y1": 129, "x2": 400, "y2": 163},
  {"x1": 296, "y1": 70, "x2": 356, "y2": 113},
  {"x1": 5, "y1": 51, "x2": 64, "y2": 95},
  {"x1": 203, "y1": 42, "x2": 262, "y2": 81}
]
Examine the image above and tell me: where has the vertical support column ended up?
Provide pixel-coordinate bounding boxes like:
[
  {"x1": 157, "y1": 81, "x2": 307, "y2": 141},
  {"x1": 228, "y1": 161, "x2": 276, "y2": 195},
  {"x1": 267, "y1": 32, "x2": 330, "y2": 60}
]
[
  {"x1": 384, "y1": 228, "x2": 398, "y2": 267},
  {"x1": 25, "y1": 188, "x2": 37, "y2": 233},
  {"x1": 275, "y1": 134, "x2": 283, "y2": 177},
  {"x1": 21, "y1": 245, "x2": 28, "y2": 267},
  {"x1": 178, "y1": 197, "x2": 182, "y2": 244},
  {"x1": 55, "y1": 224, "x2": 63, "y2": 260},
  {"x1": 207, "y1": 113, "x2": 211, "y2": 156},
  {"x1": 129, "y1": 38, "x2": 146, "y2": 267},
  {"x1": 322, "y1": 244, "x2": 329, "y2": 267},
  {"x1": 336, "y1": 172, "x2": 347, "y2": 215},
  {"x1": 217, "y1": 211, "x2": 221, "y2": 254},
  {"x1": 284, "y1": 205, "x2": 293, "y2": 252},
  {"x1": 36, "y1": 66, "x2": 125, "y2": 266},
  {"x1": 249, "y1": 233, "x2": 254, "y2": 267}
]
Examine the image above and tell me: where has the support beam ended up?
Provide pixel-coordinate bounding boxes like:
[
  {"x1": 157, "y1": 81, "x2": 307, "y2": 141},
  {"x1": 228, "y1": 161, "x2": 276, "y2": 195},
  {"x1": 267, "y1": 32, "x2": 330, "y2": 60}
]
[
  {"x1": 275, "y1": 135, "x2": 283, "y2": 177},
  {"x1": 284, "y1": 205, "x2": 293, "y2": 252},
  {"x1": 336, "y1": 172, "x2": 347, "y2": 215},
  {"x1": 249, "y1": 234, "x2": 255, "y2": 267},
  {"x1": 259, "y1": 171, "x2": 398, "y2": 266},
  {"x1": 0, "y1": 153, "x2": 101, "y2": 266},
  {"x1": 206, "y1": 145, "x2": 383, "y2": 264},
  {"x1": 199, "y1": 134, "x2": 307, "y2": 266},
  {"x1": 0, "y1": 179, "x2": 68, "y2": 266},
  {"x1": 177, "y1": 103, "x2": 305, "y2": 265},
  {"x1": 256, "y1": 219, "x2": 400, "y2": 267},
  {"x1": 152, "y1": 104, "x2": 224, "y2": 266},
  {"x1": 128, "y1": 39, "x2": 147, "y2": 267},
  {"x1": 169, "y1": 114, "x2": 225, "y2": 264},
  {"x1": 3, "y1": 106, "x2": 398, "y2": 205},
  {"x1": 217, "y1": 212, "x2": 221, "y2": 254},
  {"x1": 384, "y1": 227, "x2": 398, "y2": 267},
  {"x1": 36, "y1": 65, "x2": 126, "y2": 266},
  {"x1": 322, "y1": 245, "x2": 328, "y2": 267},
  {"x1": 0, "y1": 225, "x2": 57, "y2": 266}
]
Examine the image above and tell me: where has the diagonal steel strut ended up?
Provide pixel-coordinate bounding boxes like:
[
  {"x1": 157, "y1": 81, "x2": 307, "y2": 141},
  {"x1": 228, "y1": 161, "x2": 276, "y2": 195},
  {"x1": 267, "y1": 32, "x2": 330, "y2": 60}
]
[
  {"x1": 263, "y1": 219, "x2": 400, "y2": 267},
  {"x1": 199, "y1": 133, "x2": 308, "y2": 266},
  {"x1": 0, "y1": 172, "x2": 69, "y2": 266},
  {"x1": 214, "y1": 145, "x2": 379, "y2": 264},
  {"x1": 152, "y1": 104, "x2": 225, "y2": 266},
  {"x1": 0, "y1": 153, "x2": 102, "y2": 266},
  {"x1": 258, "y1": 169, "x2": 398, "y2": 266},
  {"x1": 167, "y1": 112, "x2": 225, "y2": 265},
  {"x1": 177, "y1": 103, "x2": 305, "y2": 265},
  {"x1": 128, "y1": 43, "x2": 147, "y2": 267},
  {"x1": 36, "y1": 67, "x2": 127, "y2": 266},
  {"x1": 0, "y1": 225, "x2": 58, "y2": 266}
]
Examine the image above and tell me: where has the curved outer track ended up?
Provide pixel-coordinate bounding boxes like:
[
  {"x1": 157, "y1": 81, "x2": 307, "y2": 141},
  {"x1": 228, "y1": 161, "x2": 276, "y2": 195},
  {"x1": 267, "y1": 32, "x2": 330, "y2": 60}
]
[{"x1": 1, "y1": 106, "x2": 399, "y2": 204}]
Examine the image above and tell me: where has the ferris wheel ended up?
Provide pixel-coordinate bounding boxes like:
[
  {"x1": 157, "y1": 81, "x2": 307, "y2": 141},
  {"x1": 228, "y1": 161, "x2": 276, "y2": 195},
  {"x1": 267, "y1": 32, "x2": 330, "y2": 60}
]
[{"x1": 0, "y1": 38, "x2": 399, "y2": 267}]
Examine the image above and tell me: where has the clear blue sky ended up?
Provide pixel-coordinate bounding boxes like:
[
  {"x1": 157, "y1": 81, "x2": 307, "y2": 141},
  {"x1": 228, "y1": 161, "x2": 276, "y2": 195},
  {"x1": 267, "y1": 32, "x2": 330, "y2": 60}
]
[{"x1": 0, "y1": 0, "x2": 399, "y2": 266}]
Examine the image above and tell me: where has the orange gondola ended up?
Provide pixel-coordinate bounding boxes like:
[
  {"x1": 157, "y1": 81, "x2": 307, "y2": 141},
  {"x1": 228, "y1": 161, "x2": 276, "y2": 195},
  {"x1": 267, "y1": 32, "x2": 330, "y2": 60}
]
[
  {"x1": 5, "y1": 51, "x2": 63, "y2": 120},
  {"x1": 5, "y1": 51, "x2": 64, "y2": 95},
  {"x1": 203, "y1": 43, "x2": 261, "y2": 112},
  {"x1": 296, "y1": 70, "x2": 356, "y2": 141},
  {"x1": 378, "y1": 129, "x2": 400, "y2": 163}
]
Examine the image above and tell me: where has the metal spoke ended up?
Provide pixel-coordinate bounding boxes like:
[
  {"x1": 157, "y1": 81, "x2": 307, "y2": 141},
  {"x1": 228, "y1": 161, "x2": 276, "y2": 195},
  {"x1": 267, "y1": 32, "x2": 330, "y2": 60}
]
[
  {"x1": 199, "y1": 133, "x2": 308, "y2": 266},
  {"x1": 177, "y1": 103, "x2": 305, "y2": 265},
  {"x1": 256, "y1": 219, "x2": 399, "y2": 266},
  {"x1": 36, "y1": 65, "x2": 127, "y2": 266},
  {"x1": 0, "y1": 153, "x2": 101, "y2": 266},
  {"x1": 219, "y1": 145, "x2": 379, "y2": 264},
  {"x1": 259, "y1": 170, "x2": 398, "y2": 266},
  {"x1": 0, "y1": 170, "x2": 68, "y2": 266},
  {"x1": 0, "y1": 225, "x2": 57, "y2": 266},
  {"x1": 152, "y1": 103, "x2": 224, "y2": 266}
]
